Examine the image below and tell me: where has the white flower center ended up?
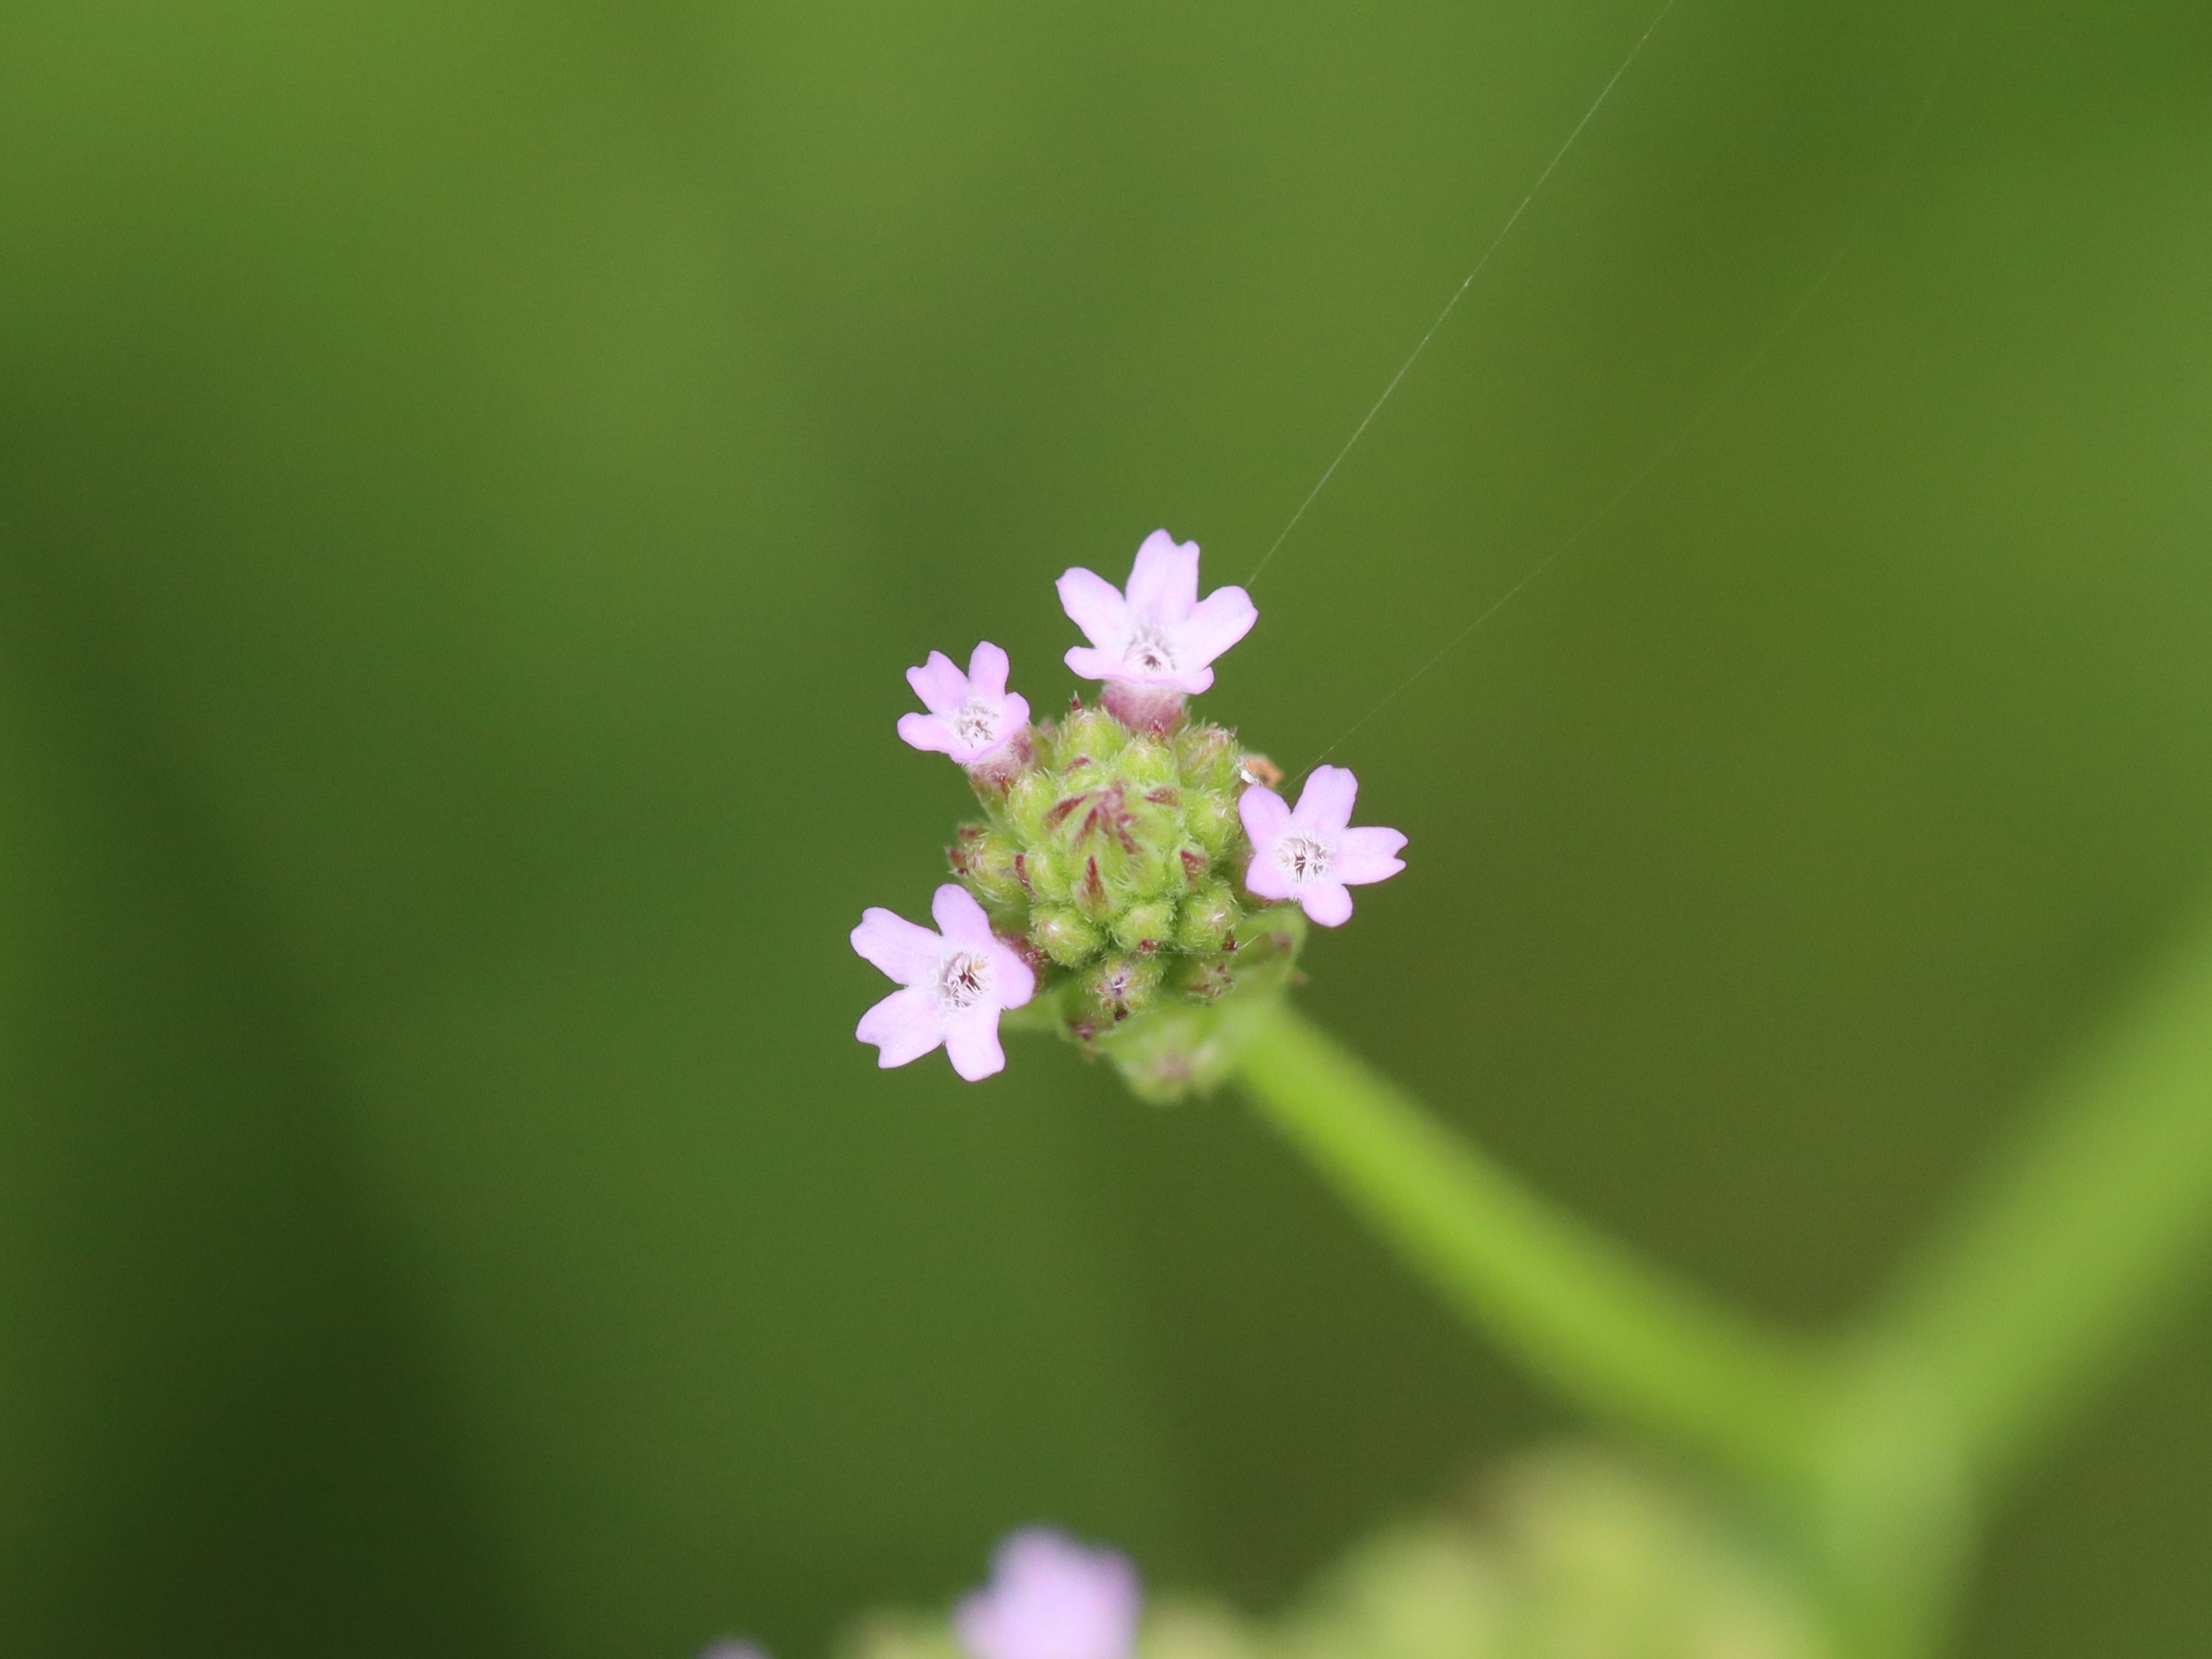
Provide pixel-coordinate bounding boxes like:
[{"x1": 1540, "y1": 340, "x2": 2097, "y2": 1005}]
[
  {"x1": 951, "y1": 699, "x2": 1001, "y2": 749},
  {"x1": 1275, "y1": 832, "x2": 1334, "y2": 884},
  {"x1": 935, "y1": 948, "x2": 994, "y2": 1011},
  {"x1": 1123, "y1": 622, "x2": 1178, "y2": 675}
]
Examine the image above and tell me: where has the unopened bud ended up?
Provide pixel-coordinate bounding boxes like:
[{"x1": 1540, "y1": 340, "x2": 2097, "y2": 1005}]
[
  {"x1": 1032, "y1": 906, "x2": 1103, "y2": 968},
  {"x1": 1176, "y1": 883, "x2": 1241, "y2": 953},
  {"x1": 1085, "y1": 953, "x2": 1163, "y2": 1020},
  {"x1": 1111, "y1": 899, "x2": 1178, "y2": 954},
  {"x1": 1101, "y1": 680, "x2": 1188, "y2": 735},
  {"x1": 949, "y1": 825, "x2": 1026, "y2": 908}
]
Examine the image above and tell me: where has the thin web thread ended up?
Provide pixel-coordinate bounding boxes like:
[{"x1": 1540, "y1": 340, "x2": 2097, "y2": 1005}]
[
  {"x1": 1294, "y1": 0, "x2": 1977, "y2": 784},
  {"x1": 1245, "y1": 0, "x2": 1684, "y2": 589}
]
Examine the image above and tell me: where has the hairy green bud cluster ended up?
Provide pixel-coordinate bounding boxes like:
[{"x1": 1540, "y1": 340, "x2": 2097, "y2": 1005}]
[{"x1": 946, "y1": 701, "x2": 1305, "y2": 1098}]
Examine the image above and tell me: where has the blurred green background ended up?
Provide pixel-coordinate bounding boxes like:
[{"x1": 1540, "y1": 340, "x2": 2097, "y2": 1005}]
[{"x1": 2, "y1": 0, "x2": 2208, "y2": 1654}]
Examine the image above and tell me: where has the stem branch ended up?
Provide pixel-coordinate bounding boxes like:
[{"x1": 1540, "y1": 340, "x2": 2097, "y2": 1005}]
[{"x1": 1227, "y1": 996, "x2": 1825, "y2": 1498}]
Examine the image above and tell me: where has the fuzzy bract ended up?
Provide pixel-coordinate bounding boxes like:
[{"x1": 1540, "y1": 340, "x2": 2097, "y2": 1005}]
[
  {"x1": 852, "y1": 885, "x2": 1036, "y2": 1080},
  {"x1": 1240, "y1": 766, "x2": 1407, "y2": 927},
  {"x1": 955, "y1": 1529, "x2": 1142, "y2": 1659}
]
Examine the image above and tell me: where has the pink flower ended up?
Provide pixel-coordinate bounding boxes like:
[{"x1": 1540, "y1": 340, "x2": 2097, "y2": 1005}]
[
  {"x1": 1058, "y1": 530, "x2": 1257, "y2": 696},
  {"x1": 852, "y1": 885, "x2": 1037, "y2": 1081},
  {"x1": 955, "y1": 1529, "x2": 1142, "y2": 1659},
  {"x1": 1239, "y1": 765, "x2": 1406, "y2": 927},
  {"x1": 899, "y1": 642, "x2": 1032, "y2": 765}
]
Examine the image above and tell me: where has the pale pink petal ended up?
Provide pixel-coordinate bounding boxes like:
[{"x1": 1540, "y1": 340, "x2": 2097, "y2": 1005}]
[
  {"x1": 989, "y1": 941, "x2": 1037, "y2": 1009},
  {"x1": 1125, "y1": 530, "x2": 1200, "y2": 621},
  {"x1": 1243, "y1": 850, "x2": 1294, "y2": 902},
  {"x1": 943, "y1": 1013, "x2": 1008, "y2": 1082},
  {"x1": 967, "y1": 641, "x2": 1012, "y2": 700},
  {"x1": 1057, "y1": 568, "x2": 1128, "y2": 649},
  {"x1": 857, "y1": 986, "x2": 946, "y2": 1067},
  {"x1": 997, "y1": 690, "x2": 1032, "y2": 733},
  {"x1": 1177, "y1": 586, "x2": 1257, "y2": 668},
  {"x1": 1239, "y1": 784, "x2": 1292, "y2": 847},
  {"x1": 932, "y1": 882, "x2": 995, "y2": 946},
  {"x1": 906, "y1": 651, "x2": 970, "y2": 715},
  {"x1": 897, "y1": 711, "x2": 959, "y2": 755},
  {"x1": 1064, "y1": 644, "x2": 1125, "y2": 682},
  {"x1": 1292, "y1": 765, "x2": 1359, "y2": 834},
  {"x1": 1156, "y1": 662, "x2": 1216, "y2": 696},
  {"x1": 957, "y1": 1529, "x2": 1142, "y2": 1659},
  {"x1": 851, "y1": 907, "x2": 944, "y2": 983},
  {"x1": 1299, "y1": 881, "x2": 1355, "y2": 927},
  {"x1": 1334, "y1": 826, "x2": 1408, "y2": 886}
]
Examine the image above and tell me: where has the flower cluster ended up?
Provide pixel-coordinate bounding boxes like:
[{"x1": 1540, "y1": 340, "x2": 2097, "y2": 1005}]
[{"x1": 852, "y1": 529, "x2": 1406, "y2": 1096}]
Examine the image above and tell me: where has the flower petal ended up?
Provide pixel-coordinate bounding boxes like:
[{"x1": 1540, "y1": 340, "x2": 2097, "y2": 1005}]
[
  {"x1": 1064, "y1": 645, "x2": 1123, "y2": 683},
  {"x1": 851, "y1": 906, "x2": 944, "y2": 983},
  {"x1": 1239, "y1": 783, "x2": 1292, "y2": 847},
  {"x1": 906, "y1": 650, "x2": 969, "y2": 715},
  {"x1": 1056, "y1": 568, "x2": 1128, "y2": 649},
  {"x1": 943, "y1": 1011, "x2": 1008, "y2": 1081},
  {"x1": 1177, "y1": 585, "x2": 1257, "y2": 669},
  {"x1": 896, "y1": 711, "x2": 958, "y2": 755},
  {"x1": 1242, "y1": 850, "x2": 1294, "y2": 902},
  {"x1": 856, "y1": 985, "x2": 946, "y2": 1067},
  {"x1": 1334, "y1": 826, "x2": 1408, "y2": 886},
  {"x1": 967, "y1": 641, "x2": 1012, "y2": 700},
  {"x1": 1125, "y1": 530, "x2": 1199, "y2": 621},
  {"x1": 989, "y1": 941, "x2": 1037, "y2": 1009},
  {"x1": 1292, "y1": 765, "x2": 1359, "y2": 834},
  {"x1": 931, "y1": 882, "x2": 996, "y2": 946},
  {"x1": 1298, "y1": 881, "x2": 1355, "y2": 927}
]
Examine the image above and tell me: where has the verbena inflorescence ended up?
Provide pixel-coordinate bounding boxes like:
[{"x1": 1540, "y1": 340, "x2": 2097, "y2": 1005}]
[{"x1": 851, "y1": 530, "x2": 1406, "y2": 1098}]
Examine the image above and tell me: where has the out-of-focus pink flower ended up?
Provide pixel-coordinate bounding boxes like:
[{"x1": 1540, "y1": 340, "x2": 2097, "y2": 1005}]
[
  {"x1": 955, "y1": 1529, "x2": 1142, "y2": 1659},
  {"x1": 899, "y1": 642, "x2": 1032, "y2": 766},
  {"x1": 1058, "y1": 530, "x2": 1256, "y2": 696},
  {"x1": 852, "y1": 885, "x2": 1037, "y2": 1081},
  {"x1": 697, "y1": 1644, "x2": 768, "y2": 1659},
  {"x1": 1239, "y1": 765, "x2": 1406, "y2": 927}
]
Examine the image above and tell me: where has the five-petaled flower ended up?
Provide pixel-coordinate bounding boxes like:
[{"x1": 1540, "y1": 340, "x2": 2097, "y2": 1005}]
[
  {"x1": 955, "y1": 1529, "x2": 1142, "y2": 1659},
  {"x1": 853, "y1": 884, "x2": 1037, "y2": 1080},
  {"x1": 1239, "y1": 765, "x2": 1407, "y2": 927},
  {"x1": 1058, "y1": 530, "x2": 1257, "y2": 696},
  {"x1": 899, "y1": 642, "x2": 1032, "y2": 767}
]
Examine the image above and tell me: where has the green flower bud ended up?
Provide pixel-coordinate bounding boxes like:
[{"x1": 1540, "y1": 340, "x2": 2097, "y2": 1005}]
[
  {"x1": 1186, "y1": 793, "x2": 1240, "y2": 856},
  {"x1": 1111, "y1": 898, "x2": 1178, "y2": 954},
  {"x1": 1031, "y1": 906, "x2": 1103, "y2": 967},
  {"x1": 1118, "y1": 736, "x2": 1178, "y2": 792},
  {"x1": 1004, "y1": 771, "x2": 1058, "y2": 842},
  {"x1": 1175, "y1": 724, "x2": 1241, "y2": 792},
  {"x1": 949, "y1": 824, "x2": 1025, "y2": 908},
  {"x1": 1084, "y1": 952, "x2": 1163, "y2": 1020},
  {"x1": 1176, "y1": 882, "x2": 1242, "y2": 952},
  {"x1": 1050, "y1": 706, "x2": 1129, "y2": 770}
]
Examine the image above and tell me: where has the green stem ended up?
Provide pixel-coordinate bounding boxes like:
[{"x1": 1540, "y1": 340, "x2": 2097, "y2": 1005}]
[
  {"x1": 1227, "y1": 996, "x2": 1827, "y2": 1499},
  {"x1": 1869, "y1": 905, "x2": 2212, "y2": 1490}
]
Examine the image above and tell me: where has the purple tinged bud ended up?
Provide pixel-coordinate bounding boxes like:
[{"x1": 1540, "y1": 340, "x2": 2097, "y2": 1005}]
[
  {"x1": 1101, "y1": 681, "x2": 1187, "y2": 735},
  {"x1": 955, "y1": 1529, "x2": 1142, "y2": 1659}
]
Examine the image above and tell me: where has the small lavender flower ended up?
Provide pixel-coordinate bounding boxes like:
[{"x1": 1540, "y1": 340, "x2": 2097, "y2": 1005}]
[
  {"x1": 1058, "y1": 530, "x2": 1256, "y2": 731},
  {"x1": 1239, "y1": 765, "x2": 1406, "y2": 927},
  {"x1": 955, "y1": 1529, "x2": 1142, "y2": 1659},
  {"x1": 696, "y1": 1644, "x2": 768, "y2": 1659},
  {"x1": 853, "y1": 884, "x2": 1037, "y2": 1080},
  {"x1": 899, "y1": 642, "x2": 1033, "y2": 771}
]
